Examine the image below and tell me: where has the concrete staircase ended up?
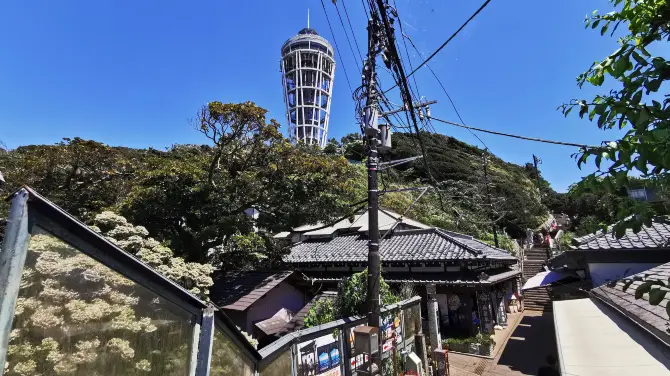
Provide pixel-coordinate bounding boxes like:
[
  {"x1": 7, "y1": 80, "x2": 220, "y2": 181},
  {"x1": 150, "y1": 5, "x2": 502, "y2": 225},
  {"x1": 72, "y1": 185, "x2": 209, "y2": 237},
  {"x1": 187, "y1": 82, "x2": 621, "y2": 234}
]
[{"x1": 522, "y1": 247, "x2": 553, "y2": 312}]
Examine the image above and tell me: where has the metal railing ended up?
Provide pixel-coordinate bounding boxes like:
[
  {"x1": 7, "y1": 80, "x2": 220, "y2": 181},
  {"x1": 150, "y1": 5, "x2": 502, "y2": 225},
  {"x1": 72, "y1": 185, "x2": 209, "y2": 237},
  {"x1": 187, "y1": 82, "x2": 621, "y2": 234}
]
[
  {"x1": 258, "y1": 296, "x2": 422, "y2": 376},
  {"x1": 0, "y1": 186, "x2": 424, "y2": 376}
]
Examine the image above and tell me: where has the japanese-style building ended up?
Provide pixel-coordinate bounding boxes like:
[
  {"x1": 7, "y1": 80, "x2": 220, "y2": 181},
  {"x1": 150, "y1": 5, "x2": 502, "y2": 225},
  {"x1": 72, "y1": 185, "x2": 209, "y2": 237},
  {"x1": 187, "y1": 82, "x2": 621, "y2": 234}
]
[{"x1": 276, "y1": 208, "x2": 521, "y2": 341}]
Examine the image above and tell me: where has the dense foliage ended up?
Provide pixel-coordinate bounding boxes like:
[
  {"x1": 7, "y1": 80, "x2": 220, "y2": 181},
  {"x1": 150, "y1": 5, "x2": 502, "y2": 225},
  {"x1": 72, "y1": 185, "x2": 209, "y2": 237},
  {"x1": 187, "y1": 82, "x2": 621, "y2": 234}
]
[
  {"x1": 561, "y1": 0, "x2": 670, "y2": 236},
  {"x1": 0, "y1": 102, "x2": 362, "y2": 268},
  {"x1": 382, "y1": 132, "x2": 547, "y2": 241},
  {"x1": 303, "y1": 269, "x2": 398, "y2": 328}
]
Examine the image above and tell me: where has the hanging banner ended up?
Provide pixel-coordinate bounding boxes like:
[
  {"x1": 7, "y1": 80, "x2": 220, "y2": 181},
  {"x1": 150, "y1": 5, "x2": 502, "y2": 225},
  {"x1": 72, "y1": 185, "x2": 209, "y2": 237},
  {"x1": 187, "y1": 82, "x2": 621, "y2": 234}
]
[
  {"x1": 380, "y1": 311, "x2": 402, "y2": 352},
  {"x1": 297, "y1": 333, "x2": 342, "y2": 376},
  {"x1": 347, "y1": 325, "x2": 368, "y2": 371}
]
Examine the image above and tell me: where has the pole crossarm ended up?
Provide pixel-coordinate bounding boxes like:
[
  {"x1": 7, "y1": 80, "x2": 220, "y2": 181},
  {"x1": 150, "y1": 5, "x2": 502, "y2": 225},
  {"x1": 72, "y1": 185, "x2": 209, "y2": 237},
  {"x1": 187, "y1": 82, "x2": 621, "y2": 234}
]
[
  {"x1": 381, "y1": 186, "x2": 430, "y2": 194},
  {"x1": 379, "y1": 100, "x2": 437, "y2": 117},
  {"x1": 380, "y1": 187, "x2": 430, "y2": 241},
  {"x1": 378, "y1": 155, "x2": 423, "y2": 170}
]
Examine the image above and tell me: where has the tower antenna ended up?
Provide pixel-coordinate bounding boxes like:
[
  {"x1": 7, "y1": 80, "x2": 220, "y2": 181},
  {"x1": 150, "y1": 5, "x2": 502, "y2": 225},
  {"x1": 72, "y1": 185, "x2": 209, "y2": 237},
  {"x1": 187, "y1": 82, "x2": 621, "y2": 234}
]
[{"x1": 307, "y1": 8, "x2": 310, "y2": 28}]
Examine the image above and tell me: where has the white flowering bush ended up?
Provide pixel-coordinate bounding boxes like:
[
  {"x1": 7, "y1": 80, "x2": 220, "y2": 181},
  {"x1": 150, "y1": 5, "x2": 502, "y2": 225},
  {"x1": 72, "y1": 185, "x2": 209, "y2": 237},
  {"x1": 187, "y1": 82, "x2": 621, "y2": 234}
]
[
  {"x1": 4, "y1": 212, "x2": 214, "y2": 376},
  {"x1": 91, "y1": 211, "x2": 213, "y2": 299}
]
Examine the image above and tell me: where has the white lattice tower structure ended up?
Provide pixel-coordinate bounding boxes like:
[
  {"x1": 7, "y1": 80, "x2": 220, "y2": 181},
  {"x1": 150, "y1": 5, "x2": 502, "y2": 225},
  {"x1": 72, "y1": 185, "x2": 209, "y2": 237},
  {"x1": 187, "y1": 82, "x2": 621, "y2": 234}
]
[{"x1": 280, "y1": 27, "x2": 336, "y2": 147}]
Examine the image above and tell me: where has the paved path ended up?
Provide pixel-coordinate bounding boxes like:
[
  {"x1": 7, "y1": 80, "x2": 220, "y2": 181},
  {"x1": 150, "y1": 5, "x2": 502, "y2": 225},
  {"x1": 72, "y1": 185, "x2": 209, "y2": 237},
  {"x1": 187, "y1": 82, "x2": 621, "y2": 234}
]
[{"x1": 448, "y1": 311, "x2": 558, "y2": 376}]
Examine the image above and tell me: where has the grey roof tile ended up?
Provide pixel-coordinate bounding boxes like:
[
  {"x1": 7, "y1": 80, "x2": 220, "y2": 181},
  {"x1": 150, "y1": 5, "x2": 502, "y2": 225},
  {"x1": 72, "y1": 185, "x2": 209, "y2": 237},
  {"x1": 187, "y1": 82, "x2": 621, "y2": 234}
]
[
  {"x1": 573, "y1": 217, "x2": 670, "y2": 251},
  {"x1": 211, "y1": 271, "x2": 294, "y2": 311},
  {"x1": 592, "y1": 262, "x2": 670, "y2": 343},
  {"x1": 284, "y1": 228, "x2": 516, "y2": 264}
]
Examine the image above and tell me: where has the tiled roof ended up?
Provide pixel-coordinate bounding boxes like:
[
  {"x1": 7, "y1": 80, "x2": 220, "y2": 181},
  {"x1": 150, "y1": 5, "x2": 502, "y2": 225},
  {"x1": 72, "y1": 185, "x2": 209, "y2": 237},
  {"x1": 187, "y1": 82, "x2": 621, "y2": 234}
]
[
  {"x1": 255, "y1": 316, "x2": 290, "y2": 336},
  {"x1": 572, "y1": 218, "x2": 670, "y2": 251},
  {"x1": 284, "y1": 228, "x2": 516, "y2": 264},
  {"x1": 285, "y1": 291, "x2": 338, "y2": 332},
  {"x1": 210, "y1": 271, "x2": 294, "y2": 311},
  {"x1": 279, "y1": 208, "x2": 430, "y2": 240},
  {"x1": 592, "y1": 262, "x2": 670, "y2": 344},
  {"x1": 303, "y1": 268, "x2": 520, "y2": 286}
]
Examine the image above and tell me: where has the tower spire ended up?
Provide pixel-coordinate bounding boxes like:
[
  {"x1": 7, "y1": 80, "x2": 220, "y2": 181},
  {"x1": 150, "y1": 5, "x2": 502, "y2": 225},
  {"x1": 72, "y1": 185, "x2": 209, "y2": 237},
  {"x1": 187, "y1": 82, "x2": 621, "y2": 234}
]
[{"x1": 307, "y1": 8, "x2": 310, "y2": 28}]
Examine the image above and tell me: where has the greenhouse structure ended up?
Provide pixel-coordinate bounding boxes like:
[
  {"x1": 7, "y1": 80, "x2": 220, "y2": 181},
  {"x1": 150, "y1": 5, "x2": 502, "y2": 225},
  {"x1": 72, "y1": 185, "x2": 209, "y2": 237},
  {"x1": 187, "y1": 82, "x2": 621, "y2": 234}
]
[{"x1": 0, "y1": 187, "x2": 423, "y2": 376}]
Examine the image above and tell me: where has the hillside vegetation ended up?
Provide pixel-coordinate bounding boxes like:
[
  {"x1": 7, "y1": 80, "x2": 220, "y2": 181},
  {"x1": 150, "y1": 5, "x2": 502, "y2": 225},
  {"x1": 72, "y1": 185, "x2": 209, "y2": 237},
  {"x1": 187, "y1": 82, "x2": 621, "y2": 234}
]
[{"x1": 2, "y1": 101, "x2": 604, "y2": 271}]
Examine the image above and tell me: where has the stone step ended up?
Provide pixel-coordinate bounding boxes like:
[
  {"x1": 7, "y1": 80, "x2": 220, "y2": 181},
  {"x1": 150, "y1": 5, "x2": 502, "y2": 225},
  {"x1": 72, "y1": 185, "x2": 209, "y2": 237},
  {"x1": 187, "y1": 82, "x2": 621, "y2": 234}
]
[
  {"x1": 526, "y1": 252, "x2": 550, "y2": 257},
  {"x1": 524, "y1": 292, "x2": 550, "y2": 298},
  {"x1": 524, "y1": 299, "x2": 552, "y2": 304},
  {"x1": 524, "y1": 306, "x2": 553, "y2": 312},
  {"x1": 524, "y1": 298, "x2": 551, "y2": 303}
]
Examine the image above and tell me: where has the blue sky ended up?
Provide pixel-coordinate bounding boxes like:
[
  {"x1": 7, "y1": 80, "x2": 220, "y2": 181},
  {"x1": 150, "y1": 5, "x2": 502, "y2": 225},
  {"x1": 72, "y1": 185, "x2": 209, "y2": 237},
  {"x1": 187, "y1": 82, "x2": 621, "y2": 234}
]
[{"x1": 0, "y1": 0, "x2": 626, "y2": 192}]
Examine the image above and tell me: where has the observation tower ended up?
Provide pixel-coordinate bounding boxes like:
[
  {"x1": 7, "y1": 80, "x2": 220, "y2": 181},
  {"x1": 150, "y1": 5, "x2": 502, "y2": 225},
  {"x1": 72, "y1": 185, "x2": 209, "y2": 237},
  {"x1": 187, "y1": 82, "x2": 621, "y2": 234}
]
[{"x1": 280, "y1": 19, "x2": 336, "y2": 147}]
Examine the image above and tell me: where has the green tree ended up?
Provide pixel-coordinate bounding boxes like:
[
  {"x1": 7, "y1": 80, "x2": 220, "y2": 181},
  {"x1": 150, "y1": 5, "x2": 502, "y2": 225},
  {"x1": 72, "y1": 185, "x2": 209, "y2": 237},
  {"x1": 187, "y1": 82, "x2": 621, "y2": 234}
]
[
  {"x1": 340, "y1": 133, "x2": 365, "y2": 161},
  {"x1": 120, "y1": 102, "x2": 362, "y2": 262},
  {"x1": 322, "y1": 138, "x2": 341, "y2": 155},
  {"x1": 0, "y1": 138, "x2": 143, "y2": 222},
  {"x1": 383, "y1": 132, "x2": 547, "y2": 239},
  {"x1": 561, "y1": 0, "x2": 670, "y2": 236},
  {"x1": 303, "y1": 269, "x2": 398, "y2": 328}
]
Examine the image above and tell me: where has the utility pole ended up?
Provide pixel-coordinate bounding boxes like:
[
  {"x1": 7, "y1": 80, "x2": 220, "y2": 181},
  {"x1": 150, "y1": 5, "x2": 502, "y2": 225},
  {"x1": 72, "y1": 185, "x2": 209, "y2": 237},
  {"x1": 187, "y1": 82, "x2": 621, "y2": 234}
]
[
  {"x1": 361, "y1": 3, "x2": 437, "y2": 373},
  {"x1": 532, "y1": 154, "x2": 542, "y2": 189},
  {"x1": 482, "y1": 152, "x2": 499, "y2": 248},
  {"x1": 363, "y1": 17, "x2": 383, "y2": 375}
]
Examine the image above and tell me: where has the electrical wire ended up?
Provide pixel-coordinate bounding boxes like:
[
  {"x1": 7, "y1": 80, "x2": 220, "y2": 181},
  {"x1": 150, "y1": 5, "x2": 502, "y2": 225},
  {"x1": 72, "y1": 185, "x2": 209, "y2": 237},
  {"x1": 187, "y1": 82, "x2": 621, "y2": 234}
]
[
  {"x1": 384, "y1": 0, "x2": 493, "y2": 93},
  {"x1": 374, "y1": 0, "x2": 435, "y2": 185},
  {"x1": 401, "y1": 32, "x2": 490, "y2": 152},
  {"x1": 427, "y1": 116, "x2": 596, "y2": 148},
  {"x1": 391, "y1": 0, "x2": 423, "y2": 104},
  {"x1": 333, "y1": 0, "x2": 362, "y2": 72},
  {"x1": 320, "y1": 0, "x2": 355, "y2": 94},
  {"x1": 340, "y1": 0, "x2": 365, "y2": 63},
  {"x1": 360, "y1": 0, "x2": 370, "y2": 20}
]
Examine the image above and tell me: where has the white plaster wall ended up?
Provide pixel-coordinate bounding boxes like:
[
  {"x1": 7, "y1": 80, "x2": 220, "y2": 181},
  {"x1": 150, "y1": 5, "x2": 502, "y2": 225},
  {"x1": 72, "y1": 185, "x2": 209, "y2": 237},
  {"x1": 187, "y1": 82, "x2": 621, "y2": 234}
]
[
  {"x1": 245, "y1": 282, "x2": 306, "y2": 333},
  {"x1": 588, "y1": 262, "x2": 661, "y2": 287}
]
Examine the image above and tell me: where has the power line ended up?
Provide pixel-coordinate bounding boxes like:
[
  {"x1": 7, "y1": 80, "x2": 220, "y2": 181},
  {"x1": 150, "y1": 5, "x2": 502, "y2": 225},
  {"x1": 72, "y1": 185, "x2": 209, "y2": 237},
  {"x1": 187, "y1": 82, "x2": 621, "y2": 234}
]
[
  {"x1": 375, "y1": 0, "x2": 433, "y2": 180},
  {"x1": 391, "y1": 0, "x2": 422, "y2": 104},
  {"x1": 340, "y1": 0, "x2": 365, "y2": 62},
  {"x1": 384, "y1": 0, "x2": 493, "y2": 93},
  {"x1": 360, "y1": 0, "x2": 370, "y2": 20},
  {"x1": 427, "y1": 116, "x2": 596, "y2": 148},
  {"x1": 333, "y1": 0, "x2": 362, "y2": 72},
  {"x1": 402, "y1": 32, "x2": 490, "y2": 151},
  {"x1": 320, "y1": 0, "x2": 354, "y2": 94}
]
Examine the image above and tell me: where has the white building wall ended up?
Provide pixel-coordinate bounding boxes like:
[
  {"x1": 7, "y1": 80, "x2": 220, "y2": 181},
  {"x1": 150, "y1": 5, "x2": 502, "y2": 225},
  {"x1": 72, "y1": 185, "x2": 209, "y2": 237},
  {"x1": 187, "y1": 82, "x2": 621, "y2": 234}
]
[{"x1": 588, "y1": 262, "x2": 662, "y2": 287}]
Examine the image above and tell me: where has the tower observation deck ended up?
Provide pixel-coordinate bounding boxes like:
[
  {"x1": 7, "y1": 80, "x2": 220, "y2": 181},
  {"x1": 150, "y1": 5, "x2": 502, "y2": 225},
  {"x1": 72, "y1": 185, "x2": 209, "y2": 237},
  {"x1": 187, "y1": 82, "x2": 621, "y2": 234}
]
[{"x1": 280, "y1": 27, "x2": 336, "y2": 147}]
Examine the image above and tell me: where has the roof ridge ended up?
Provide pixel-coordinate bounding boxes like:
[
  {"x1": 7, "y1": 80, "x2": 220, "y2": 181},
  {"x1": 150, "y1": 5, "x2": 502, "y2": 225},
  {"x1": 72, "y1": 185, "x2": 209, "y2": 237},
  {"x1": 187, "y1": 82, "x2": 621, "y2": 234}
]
[
  {"x1": 433, "y1": 228, "x2": 482, "y2": 256},
  {"x1": 392, "y1": 228, "x2": 436, "y2": 235}
]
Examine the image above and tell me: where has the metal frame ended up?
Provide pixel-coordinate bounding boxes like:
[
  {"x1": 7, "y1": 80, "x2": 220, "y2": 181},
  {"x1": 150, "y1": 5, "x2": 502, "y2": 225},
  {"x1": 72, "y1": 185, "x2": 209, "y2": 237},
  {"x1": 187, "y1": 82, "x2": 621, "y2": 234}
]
[
  {"x1": 0, "y1": 189, "x2": 32, "y2": 370},
  {"x1": 0, "y1": 186, "x2": 264, "y2": 375},
  {"x1": 281, "y1": 29, "x2": 336, "y2": 147},
  {"x1": 257, "y1": 296, "x2": 422, "y2": 375},
  {"x1": 195, "y1": 308, "x2": 216, "y2": 376},
  {"x1": 0, "y1": 186, "x2": 425, "y2": 376}
]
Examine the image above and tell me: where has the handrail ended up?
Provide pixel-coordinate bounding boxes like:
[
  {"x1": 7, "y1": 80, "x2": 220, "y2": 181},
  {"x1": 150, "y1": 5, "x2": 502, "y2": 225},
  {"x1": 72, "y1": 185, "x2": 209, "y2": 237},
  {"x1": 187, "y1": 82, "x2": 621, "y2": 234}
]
[{"x1": 257, "y1": 295, "x2": 422, "y2": 368}]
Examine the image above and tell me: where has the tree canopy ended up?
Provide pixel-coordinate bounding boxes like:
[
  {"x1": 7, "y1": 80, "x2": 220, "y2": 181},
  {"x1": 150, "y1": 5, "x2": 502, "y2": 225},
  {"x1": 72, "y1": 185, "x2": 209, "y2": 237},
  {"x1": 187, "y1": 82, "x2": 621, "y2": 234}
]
[
  {"x1": 561, "y1": 0, "x2": 669, "y2": 236},
  {"x1": 0, "y1": 102, "x2": 363, "y2": 267}
]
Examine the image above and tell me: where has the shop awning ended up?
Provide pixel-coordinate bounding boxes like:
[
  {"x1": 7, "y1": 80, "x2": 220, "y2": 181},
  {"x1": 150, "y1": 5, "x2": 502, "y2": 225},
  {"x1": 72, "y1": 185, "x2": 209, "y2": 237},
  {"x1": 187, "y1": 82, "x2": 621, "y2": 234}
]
[
  {"x1": 553, "y1": 298, "x2": 670, "y2": 375},
  {"x1": 521, "y1": 270, "x2": 573, "y2": 290}
]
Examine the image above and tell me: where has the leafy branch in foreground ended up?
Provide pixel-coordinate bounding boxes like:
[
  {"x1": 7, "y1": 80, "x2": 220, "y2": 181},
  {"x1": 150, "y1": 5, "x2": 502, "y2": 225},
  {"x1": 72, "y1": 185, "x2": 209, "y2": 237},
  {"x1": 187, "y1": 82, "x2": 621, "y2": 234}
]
[
  {"x1": 560, "y1": 0, "x2": 670, "y2": 236},
  {"x1": 614, "y1": 273, "x2": 670, "y2": 320}
]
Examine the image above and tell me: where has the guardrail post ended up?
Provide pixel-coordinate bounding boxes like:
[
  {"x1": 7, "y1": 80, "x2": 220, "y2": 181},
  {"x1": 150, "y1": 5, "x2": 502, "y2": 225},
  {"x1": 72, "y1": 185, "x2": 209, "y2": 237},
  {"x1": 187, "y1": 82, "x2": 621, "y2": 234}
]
[{"x1": 0, "y1": 189, "x2": 31, "y2": 372}]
